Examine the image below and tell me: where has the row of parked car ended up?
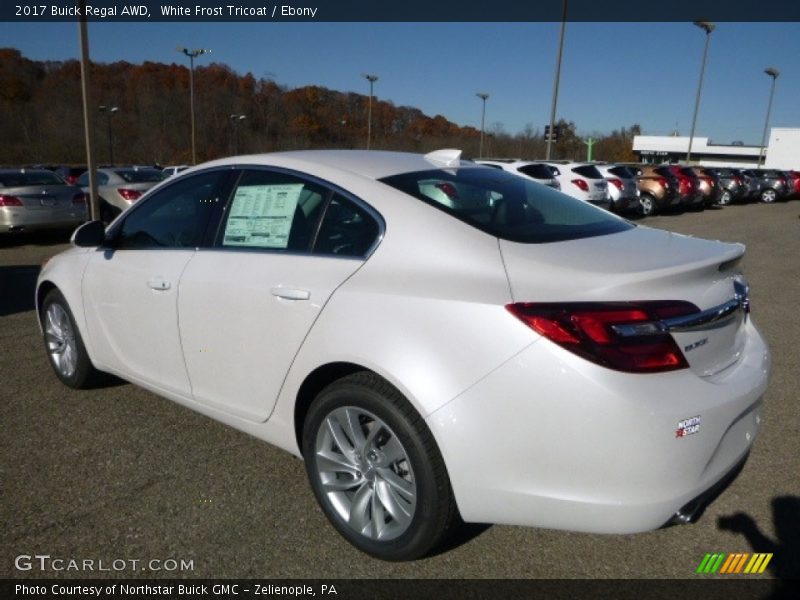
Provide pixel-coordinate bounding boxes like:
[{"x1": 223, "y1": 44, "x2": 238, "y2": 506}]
[
  {"x1": 476, "y1": 158, "x2": 800, "y2": 216},
  {"x1": 0, "y1": 164, "x2": 188, "y2": 233},
  {"x1": 2, "y1": 157, "x2": 799, "y2": 234}
]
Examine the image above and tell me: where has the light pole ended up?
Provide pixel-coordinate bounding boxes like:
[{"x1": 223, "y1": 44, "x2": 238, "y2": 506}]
[
  {"x1": 77, "y1": 0, "x2": 99, "y2": 220},
  {"x1": 758, "y1": 67, "x2": 780, "y2": 167},
  {"x1": 686, "y1": 21, "x2": 715, "y2": 163},
  {"x1": 177, "y1": 46, "x2": 210, "y2": 164},
  {"x1": 362, "y1": 73, "x2": 378, "y2": 149},
  {"x1": 546, "y1": 0, "x2": 568, "y2": 160},
  {"x1": 98, "y1": 105, "x2": 118, "y2": 164},
  {"x1": 476, "y1": 93, "x2": 489, "y2": 158},
  {"x1": 229, "y1": 114, "x2": 246, "y2": 154}
]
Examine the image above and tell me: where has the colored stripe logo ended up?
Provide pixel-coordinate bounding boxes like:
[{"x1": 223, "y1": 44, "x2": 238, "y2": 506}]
[{"x1": 696, "y1": 552, "x2": 773, "y2": 574}]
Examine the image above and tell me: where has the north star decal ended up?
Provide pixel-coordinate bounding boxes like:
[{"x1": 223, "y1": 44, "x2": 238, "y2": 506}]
[{"x1": 676, "y1": 415, "x2": 701, "y2": 438}]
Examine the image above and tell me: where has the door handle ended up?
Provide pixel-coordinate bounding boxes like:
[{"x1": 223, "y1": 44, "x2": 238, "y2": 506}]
[
  {"x1": 147, "y1": 277, "x2": 171, "y2": 291},
  {"x1": 270, "y1": 287, "x2": 310, "y2": 301}
]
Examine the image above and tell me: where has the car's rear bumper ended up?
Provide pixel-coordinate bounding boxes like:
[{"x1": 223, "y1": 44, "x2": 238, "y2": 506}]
[
  {"x1": 427, "y1": 319, "x2": 770, "y2": 533},
  {"x1": 1, "y1": 207, "x2": 86, "y2": 232}
]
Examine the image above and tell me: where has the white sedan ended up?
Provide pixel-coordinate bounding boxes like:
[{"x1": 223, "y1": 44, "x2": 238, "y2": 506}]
[{"x1": 36, "y1": 149, "x2": 770, "y2": 561}]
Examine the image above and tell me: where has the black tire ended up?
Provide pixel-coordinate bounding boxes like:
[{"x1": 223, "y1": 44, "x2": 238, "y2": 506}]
[
  {"x1": 760, "y1": 188, "x2": 777, "y2": 203},
  {"x1": 718, "y1": 189, "x2": 732, "y2": 206},
  {"x1": 302, "y1": 372, "x2": 458, "y2": 561},
  {"x1": 639, "y1": 193, "x2": 656, "y2": 216},
  {"x1": 41, "y1": 288, "x2": 102, "y2": 389}
]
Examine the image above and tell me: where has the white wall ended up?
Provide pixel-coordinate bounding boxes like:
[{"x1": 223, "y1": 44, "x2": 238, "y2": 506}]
[{"x1": 765, "y1": 128, "x2": 800, "y2": 169}]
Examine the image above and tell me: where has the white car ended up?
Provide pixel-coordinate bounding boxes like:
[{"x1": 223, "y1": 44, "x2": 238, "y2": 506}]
[
  {"x1": 536, "y1": 160, "x2": 609, "y2": 208},
  {"x1": 37, "y1": 149, "x2": 770, "y2": 561},
  {"x1": 161, "y1": 165, "x2": 190, "y2": 179},
  {"x1": 475, "y1": 159, "x2": 561, "y2": 190},
  {"x1": 594, "y1": 163, "x2": 640, "y2": 214},
  {"x1": 78, "y1": 167, "x2": 164, "y2": 223}
]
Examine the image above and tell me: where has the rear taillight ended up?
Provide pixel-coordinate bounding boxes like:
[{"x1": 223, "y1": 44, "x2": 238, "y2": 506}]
[
  {"x1": 434, "y1": 182, "x2": 459, "y2": 199},
  {"x1": 0, "y1": 194, "x2": 23, "y2": 206},
  {"x1": 571, "y1": 179, "x2": 589, "y2": 192},
  {"x1": 608, "y1": 178, "x2": 624, "y2": 191},
  {"x1": 72, "y1": 192, "x2": 87, "y2": 205},
  {"x1": 506, "y1": 301, "x2": 699, "y2": 373},
  {"x1": 656, "y1": 177, "x2": 669, "y2": 189},
  {"x1": 118, "y1": 188, "x2": 142, "y2": 202}
]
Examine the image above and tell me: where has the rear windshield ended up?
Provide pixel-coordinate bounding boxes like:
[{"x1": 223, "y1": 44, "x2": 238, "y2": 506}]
[
  {"x1": 654, "y1": 167, "x2": 674, "y2": 179},
  {"x1": 0, "y1": 171, "x2": 65, "y2": 187},
  {"x1": 379, "y1": 168, "x2": 632, "y2": 244},
  {"x1": 571, "y1": 165, "x2": 604, "y2": 179},
  {"x1": 114, "y1": 168, "x2": 164, "y2": 183},
  {"x1": 608, "y1": 166, "x2": 634, "y2": 178},
  {"x1": 517, "y1": 164, "x2": 554, "y2": 179}
]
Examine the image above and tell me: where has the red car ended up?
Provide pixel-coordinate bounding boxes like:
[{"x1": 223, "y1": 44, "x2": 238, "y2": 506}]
[
  {"x1": 666, "y1": 166, "x2": 704, "y2": 210},
  {"x1": 786, "y1": 170, "x2": 800, "y2": 198}
]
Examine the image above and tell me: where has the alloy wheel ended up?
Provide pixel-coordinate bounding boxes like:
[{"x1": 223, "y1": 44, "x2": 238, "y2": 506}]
[
  {"x1": 314, "y1": 406, "x2": 417, "y2": 542},
  {"x1": 44, "y1": 302, "x2": 78, "y2": 379}
]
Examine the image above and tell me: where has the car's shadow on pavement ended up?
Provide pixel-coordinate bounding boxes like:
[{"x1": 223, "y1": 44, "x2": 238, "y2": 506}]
[
  {"x1": 0, "y1": 264, "x2": 40, "y2": 316},
  {"x1": 717, "y1": 495, "x2": 800, "y2": 596},
  {"x1": 0, "y1": 229, "x2": 74, "y2": 248},
  {"x1": 427, "y1": 521, "x2": 493, "y2": 558}
]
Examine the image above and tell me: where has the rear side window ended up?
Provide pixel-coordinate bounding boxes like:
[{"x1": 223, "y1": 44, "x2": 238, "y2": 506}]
[
  {"x1": 313, "y1": 195, "x2": 380, "y2": 257},
  {"x1": 517, "y1": 164, "x2": 554, "y2": 179},
  {"x1": 572, "y1": 165, "x2": 603, "y2": 179},
  {"x1": 221, "y1": 170, "x2": 327, "y2": 251},
  {"x1": 380, "y1": 168, "x2": 632, "y2": 244},
  {"x1": 114, "y1": 169, "x2": 164, "y2": 183}
]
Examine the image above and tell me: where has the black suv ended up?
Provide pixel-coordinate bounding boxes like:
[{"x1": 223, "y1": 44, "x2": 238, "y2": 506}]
[
  {"x1": 702, "y1": 168, "x2": 745, "y2": 205},
  {"x1": 741, "y1": 169, "x2": 790, "y2": 203}
]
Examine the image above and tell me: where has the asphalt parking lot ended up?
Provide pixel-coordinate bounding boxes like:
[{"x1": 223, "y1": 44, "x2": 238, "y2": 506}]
[{"x1": 1, "y1": 202, "x2": 798, "y2": 580}]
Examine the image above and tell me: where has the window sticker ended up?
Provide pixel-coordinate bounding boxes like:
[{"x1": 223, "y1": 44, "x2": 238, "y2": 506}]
[{"x1": 223, "y1": 183, "x2": 303, "y2": 248}]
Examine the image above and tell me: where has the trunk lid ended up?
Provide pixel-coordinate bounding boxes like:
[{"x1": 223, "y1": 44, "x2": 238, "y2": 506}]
[
  {"x1": 5, "y1": 185, "x2": 77, "y2": 209},
  {"x1": 499, "y1": 226, "x2": 749, "y2": 376}
]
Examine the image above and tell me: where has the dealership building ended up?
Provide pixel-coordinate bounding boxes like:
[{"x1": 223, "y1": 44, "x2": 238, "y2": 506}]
[{"x1": 632, "y1": 127, "x2": 799, "y2": 169}]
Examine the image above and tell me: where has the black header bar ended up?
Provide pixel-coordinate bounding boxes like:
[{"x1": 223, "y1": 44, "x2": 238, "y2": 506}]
[{"x1": 3, "y1": 0, "x2": 800, "y2": 22}]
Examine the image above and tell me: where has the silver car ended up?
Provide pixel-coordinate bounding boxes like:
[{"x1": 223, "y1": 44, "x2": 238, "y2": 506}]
[
  {"x1": 78, "y1": 167, "x2": 164, "y2": 223},
  {"x1": 594, "y1": 163, "x2": 640, "y2": 214},
  {"x1": 475, "y1": 159, "x2": 561, "y2": 190},
  {"x1": 0, "y1": 169, "x2": 87, "y2": 233}
]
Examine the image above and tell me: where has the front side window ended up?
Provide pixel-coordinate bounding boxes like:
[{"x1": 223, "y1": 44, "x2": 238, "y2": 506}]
[
  {"x1": 380, "y1": 168, "x2": 632, "y2": 244},
  {"x1": 115, "y1": 170, "x2": 228, "y2": 249}
]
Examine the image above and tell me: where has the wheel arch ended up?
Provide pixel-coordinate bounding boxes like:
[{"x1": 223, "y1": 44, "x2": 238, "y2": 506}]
[
  {"x1": 293, "y1": 361, "x2": 368, "y2": 450},
  {"x1": 36, "y1": 280, "x2": 58, "y2": 324}
]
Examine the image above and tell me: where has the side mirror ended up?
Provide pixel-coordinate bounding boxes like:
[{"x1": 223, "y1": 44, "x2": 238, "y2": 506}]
[{"x1": 71, "y1": 220, "x2": 106, "y2": 247}]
